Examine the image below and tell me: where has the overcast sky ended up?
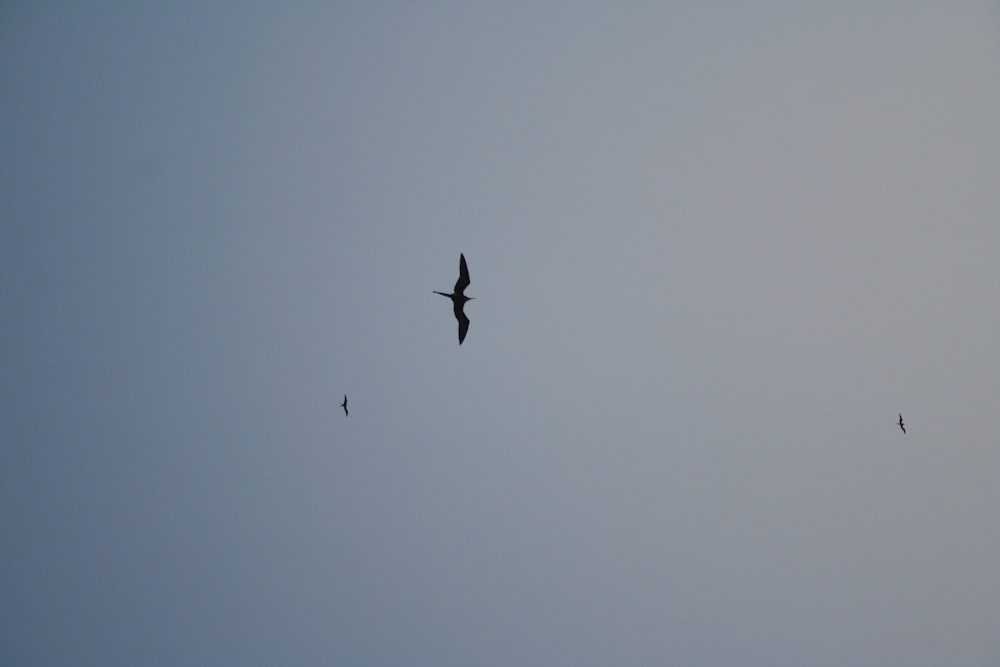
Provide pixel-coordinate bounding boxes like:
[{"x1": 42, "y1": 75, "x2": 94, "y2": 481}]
[{"x1": 2, "y1": 3, "x2": 999, "y2": 665}]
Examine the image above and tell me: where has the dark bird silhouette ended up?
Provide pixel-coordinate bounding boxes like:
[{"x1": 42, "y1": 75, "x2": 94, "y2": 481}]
[
  {"x1": 341, "y1": 395, "x2": 348, "y2": 417},
  {"x1": 898, "y1": 413, "x2": 905, "y2": 433},
  {"x1": 434, "y1": 253, "x2": 474, "y2": 344}
]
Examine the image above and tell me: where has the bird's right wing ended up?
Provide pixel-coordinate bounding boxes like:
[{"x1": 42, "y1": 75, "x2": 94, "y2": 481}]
[{"x1": 455, "y1": 304, "x2": 470, "y2": 344}]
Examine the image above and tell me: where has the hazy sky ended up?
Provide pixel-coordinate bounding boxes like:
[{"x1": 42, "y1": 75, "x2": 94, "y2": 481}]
[{"x1": 2, "y1": 3, "x2": 999, "y2": 665}]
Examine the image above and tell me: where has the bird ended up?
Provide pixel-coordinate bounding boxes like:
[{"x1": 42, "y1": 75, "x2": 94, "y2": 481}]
[
  {"x1": 341, "y1": 395, "x2": 348, "y2": 417},
  {"x1": 898, "y1": 413, "x2": 905, "y2": 433},
  {"x1": 434, "y1": 253, "x2": 474, "y2": 344}
]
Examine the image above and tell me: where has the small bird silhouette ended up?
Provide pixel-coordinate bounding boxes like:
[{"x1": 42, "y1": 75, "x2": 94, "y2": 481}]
[
  {"x1": 341, "y1": 395, "x2": 348, "y2": 417},
  {"x1": 898, "y1": 413, "x2": 905, "y2": 433},
  {"x1": 434, "y1": 253, "x2": 474, "y2": 344}
]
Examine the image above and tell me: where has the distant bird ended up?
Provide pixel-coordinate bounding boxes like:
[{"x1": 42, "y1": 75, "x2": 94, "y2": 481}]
[
  {"x1": 434, "y1": 253, "x2": 474, "y2": 344},
  {"x1": 341, "y1": 395, "x2": 348, "y2": 417},
  {"x1": 898, "y1": 413, "x2": 905, "y2": 433}
]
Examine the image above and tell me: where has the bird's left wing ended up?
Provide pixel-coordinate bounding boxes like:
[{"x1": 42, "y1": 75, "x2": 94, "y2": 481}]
[{"x1": 455, "y1": 253, "x2": 471, "y2": 293}]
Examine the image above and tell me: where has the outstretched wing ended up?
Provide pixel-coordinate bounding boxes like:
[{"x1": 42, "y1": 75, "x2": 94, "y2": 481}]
[
  {"x1": 454, "y1": 302, "x2": 470, "y2": 344},
  {"x1": 454, "y1": 253, "x2": 471, "y2": 294}
]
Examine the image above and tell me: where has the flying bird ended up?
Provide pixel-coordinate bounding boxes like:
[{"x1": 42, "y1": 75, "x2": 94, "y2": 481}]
[
  {"x1": 341, "y1": 395, "x2": 348, "y2": 417},
  {"x1": 898, "y1": 413, "x2": 905, "y2": 433},
  {"x1": 434, "y1": 253, "x2": 474, "y2": 344}
]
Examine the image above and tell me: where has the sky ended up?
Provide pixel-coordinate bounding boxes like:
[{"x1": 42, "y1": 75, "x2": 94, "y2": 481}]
[{"x1": 2, "y1": 3, "x2": 999, "y2": 665}]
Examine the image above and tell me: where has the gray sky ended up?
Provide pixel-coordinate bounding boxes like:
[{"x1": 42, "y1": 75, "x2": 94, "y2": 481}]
[{"x1": 2, "y1": 3, "x2": 999, "y2": 665}]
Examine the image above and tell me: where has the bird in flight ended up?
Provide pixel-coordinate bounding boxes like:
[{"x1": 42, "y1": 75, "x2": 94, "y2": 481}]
[
  {"x1": 341, "y1": 395, "x2": 348, "y2": 417},
  {"x1": 897, "y1": 413, "x2": 905, "y2": 433},
  {"x1": 434, "y1": 253, "x2": 474, "y2": 344}
]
